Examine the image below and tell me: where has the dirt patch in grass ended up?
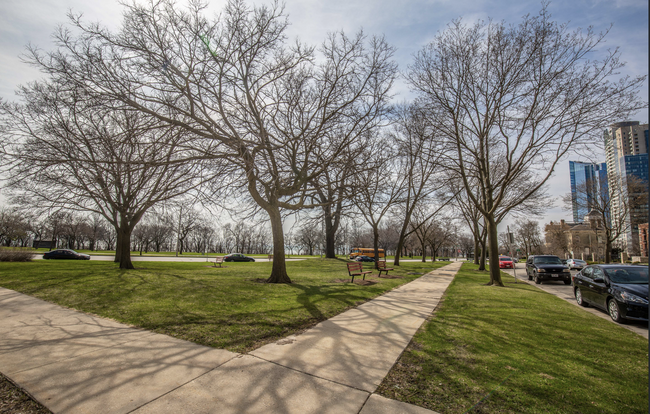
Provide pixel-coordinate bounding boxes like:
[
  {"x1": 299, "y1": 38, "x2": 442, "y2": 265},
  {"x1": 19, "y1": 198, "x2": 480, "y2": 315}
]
[
  {"x1": 377, "y1": 275, "x2": 404, "y2": 279},
  {"x1": 0, "y1": 373, "x2": 51, "y2": 414}
]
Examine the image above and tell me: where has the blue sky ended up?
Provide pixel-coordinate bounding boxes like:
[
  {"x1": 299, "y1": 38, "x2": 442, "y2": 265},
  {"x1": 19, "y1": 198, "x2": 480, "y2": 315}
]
[{"x1": 0, "y1": 0, "x2": 647, "y2": 229}]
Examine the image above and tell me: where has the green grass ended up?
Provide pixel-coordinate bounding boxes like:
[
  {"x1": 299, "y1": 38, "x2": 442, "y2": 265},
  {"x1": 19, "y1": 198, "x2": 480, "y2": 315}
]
[
  {"x1": 0, "y1": 259, "x2": 447, "y2": 353},
  {"x1": 376, "y1": 263, "x2": 648, "y2": 414}
]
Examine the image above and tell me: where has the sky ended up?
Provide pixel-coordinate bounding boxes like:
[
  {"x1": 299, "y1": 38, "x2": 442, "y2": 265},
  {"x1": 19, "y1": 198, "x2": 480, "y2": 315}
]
[{"x1": 0, "y1": 0, "x2": 648, "y2": 232}]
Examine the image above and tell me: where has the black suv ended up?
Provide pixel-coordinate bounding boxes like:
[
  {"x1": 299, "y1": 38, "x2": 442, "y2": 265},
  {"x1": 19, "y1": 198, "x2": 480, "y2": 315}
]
[{"x1": 526, "y1": 255, "x2": 571, "y2": 285}]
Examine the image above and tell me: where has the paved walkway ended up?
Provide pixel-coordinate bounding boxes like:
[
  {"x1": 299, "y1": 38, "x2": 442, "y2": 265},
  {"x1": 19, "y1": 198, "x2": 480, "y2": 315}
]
[{"x1": 0, "y1": 262, "x2": 462, "y2": 414}]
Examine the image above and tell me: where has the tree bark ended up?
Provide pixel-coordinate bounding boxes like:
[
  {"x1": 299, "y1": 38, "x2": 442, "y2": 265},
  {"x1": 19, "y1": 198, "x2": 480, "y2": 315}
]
[
  {"x1": 323, "y1": 203, "x2": 339, "y2": 258},
  {"x1": 486, "y1": 215, "x2": 504, "y2": 286},
  {"x1": 266, "y1": 205, "x2": 291, "y2": 283},
  {"x1": 372, "y1": 225, "x2": 380, "y2": 270},
  {"x1": 117, "y1": 225, "x2": 134, "y2": 269}
]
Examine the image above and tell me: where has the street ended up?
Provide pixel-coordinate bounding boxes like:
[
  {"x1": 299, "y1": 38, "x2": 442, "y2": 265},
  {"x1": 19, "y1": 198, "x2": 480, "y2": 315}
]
[{"x1": 502, "y1": 263, "x2": 648, "y2": 339}]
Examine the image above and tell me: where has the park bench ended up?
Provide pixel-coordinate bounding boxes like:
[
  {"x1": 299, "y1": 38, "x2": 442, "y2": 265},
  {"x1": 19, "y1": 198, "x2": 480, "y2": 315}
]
[
  {"x1": 213, "y1": 256, "x2": 224, "y2": 268},
  {"x1": 347, "y1": 262, "x2": 372, "y2": 283},
  {"x1": 268, "y1": 254, "x2": 273, "y2": 261},
  {"x1": 377, "y1": 260, "x2": 394, "y2": 277}
]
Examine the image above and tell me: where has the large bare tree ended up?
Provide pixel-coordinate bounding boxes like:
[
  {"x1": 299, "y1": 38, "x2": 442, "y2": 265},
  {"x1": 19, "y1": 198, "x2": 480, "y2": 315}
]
[
  {"x1": 30, "y1": 0, "x2": 397, "y2": 282},
  {"x1": 1, "y1": 86, "x2": 210, "y2": 268},
  {"x1": 407, "y1": 7, "x2": 645, "y2": 285},
  {"x1": 390, "y1": 103, "x2": 450, "y2": 266}
]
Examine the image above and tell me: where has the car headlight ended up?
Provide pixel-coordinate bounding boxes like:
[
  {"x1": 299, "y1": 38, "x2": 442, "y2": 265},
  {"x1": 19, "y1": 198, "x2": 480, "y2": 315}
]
[
  {"x1": 563, "y1": 269, "x2": 570, "y2": 273},
  {"x1": 537, "y1": 268, "x2": 546, "y2": 272},
  {"x1": 617, "y1": 291, "x2": 649, "y2": 305}
]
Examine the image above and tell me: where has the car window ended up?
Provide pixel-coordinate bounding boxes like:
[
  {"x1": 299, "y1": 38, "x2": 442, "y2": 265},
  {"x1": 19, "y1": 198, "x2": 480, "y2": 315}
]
[
  {"x1": 582, "y1": 267, "x2": 593, "y2": 279},
  {"x1": 533, "y1": 257, "x2": 562, "y2": 265},
  {"x1": 605, "y1": 267, "x2": 649, "y2": 284},
  {"x1": 592, "y1": 268, "x2": 605, "y2": 280}
]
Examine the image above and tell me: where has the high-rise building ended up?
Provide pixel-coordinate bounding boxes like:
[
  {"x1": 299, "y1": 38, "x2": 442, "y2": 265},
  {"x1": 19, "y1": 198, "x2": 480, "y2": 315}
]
[
  {"x1": 604, "y1": 121, "x2": 649, "y2": 254},
  {"x1": 569, "y1": 161, "x2": 607, "y2": 223}
]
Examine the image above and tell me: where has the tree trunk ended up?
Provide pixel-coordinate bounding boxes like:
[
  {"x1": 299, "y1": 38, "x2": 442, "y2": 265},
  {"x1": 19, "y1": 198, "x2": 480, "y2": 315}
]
[
  {"x1": 605, "y1": 237, "x2": 612, "y2": 264},
  {"x1": 266, "y1": 205, "x2": 291, "y2": 283},
  {"x1": 473, "y1": 235, "x2": 479, "y2": 265},
  {"x1": 117, "y1": 225, "x2": 134, "y2": 269},
  {"x1": 372, "y1": 225, "x2": 380, "y2": 270},
  {"x1": 421, "y1": 242, "x2": 426, "y2": 262},
  {"x1": 486, "y1": 215, "x2": 504, "y2": 286},
  {"x1": 323, "y1": 203, "x2": 338, "y2": 259},
  {"x1": 115, "y1": 233, "x2": 122, "y2": 263},
  {"x1": 394, "y1": 236, "x2": 404, "y2": 266}
]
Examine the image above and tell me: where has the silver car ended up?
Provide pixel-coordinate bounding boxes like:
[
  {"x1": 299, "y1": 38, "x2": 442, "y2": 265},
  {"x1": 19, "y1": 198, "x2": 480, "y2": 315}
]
[{"x1": 566, "y1": 258, "x2": 587, "y2": 270}]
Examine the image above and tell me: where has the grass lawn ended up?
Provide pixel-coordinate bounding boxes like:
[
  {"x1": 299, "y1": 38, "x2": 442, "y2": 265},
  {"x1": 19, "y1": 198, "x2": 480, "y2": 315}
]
[
  {"x1": 0, "y1": 259, "x2": 447, "y2": 353},
  {"x1": 376, "y1": 263, "x2": 648, "y2": 414}
]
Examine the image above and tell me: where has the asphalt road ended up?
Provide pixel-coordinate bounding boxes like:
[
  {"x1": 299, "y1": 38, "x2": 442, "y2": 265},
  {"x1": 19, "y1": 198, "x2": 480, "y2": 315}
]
[{"x1": 502, "y1": 263, "x2": 648, "y2": 339}]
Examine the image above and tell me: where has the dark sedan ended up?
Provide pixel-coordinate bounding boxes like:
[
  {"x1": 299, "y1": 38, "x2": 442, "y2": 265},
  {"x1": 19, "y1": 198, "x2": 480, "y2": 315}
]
[
  {"x1": 573, "y1": 265, "x2": 648, "y2": 323},
  {"x1": 525, "y1": 255, "x2": 571, "y2": 285},
  {"x1": 224, "y1": 253, "x2": 256, "y2": 262},
  {"x1": 355, "y1": 255, "x2": 375, "y2": 262},
  {"x1": 43, "y1": 249, "x2": 90, "y2": 260}
]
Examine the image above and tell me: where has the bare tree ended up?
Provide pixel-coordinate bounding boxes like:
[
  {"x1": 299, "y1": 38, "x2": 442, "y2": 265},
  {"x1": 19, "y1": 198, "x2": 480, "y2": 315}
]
[
  {"x1": 457, "y1": 233, "x2": 474, "y2": 258},
  {"x1": 563, "y1": 174, "x2": 647, "y2": 262},
  {"x1": 1, "y1": 86, "x2": 210, "y2": 268},
  {"x1": 390, "y1": 103, "x2": 450, "y2": 266},
  {"x1": 513, "y1": 218, "x2": 542, "y2": 257},
  {"x1": 544, "y1": 221, "x2": 570, "y2": 258},
  {"x1": 407, "y1": 7, "x2": 645, "y2": 285},
  {"x1": 353, "y1": 140, "x2": 405, "y2": 269},
  {"x1": 29, "y1": 0, "x2": 397, "y2": 282}
]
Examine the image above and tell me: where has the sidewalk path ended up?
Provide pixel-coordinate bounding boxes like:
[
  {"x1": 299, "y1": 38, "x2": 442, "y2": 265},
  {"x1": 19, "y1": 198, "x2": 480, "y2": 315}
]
[{"x1": 0, "y1": 262, "x2": 462, "y2": 414}]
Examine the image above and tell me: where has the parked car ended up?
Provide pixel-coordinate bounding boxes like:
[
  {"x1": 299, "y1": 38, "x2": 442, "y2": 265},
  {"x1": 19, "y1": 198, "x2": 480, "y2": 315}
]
[
  {"x1": 573, "y1": 265, "x2": 648, "y2": 323},
  {"x1": 511, "y1": 257, "x2": 519, "y2": 263},
  {"x1": 42, "y1": 249, "x2": 90, "y2": 260},
  {"x1": 525, "y1": 255, "x2": 571, "y2": 285},
  {"x1": 224, "y1": 253, "x2": 256, "y2": 262},
  {"x1": 355, "y1": 255, "x2": 375, "y2": 262},
  {"x1": 498, "y1": 256, "x2": 514, "y2": 269},
  {"x1": 566, "y1": 258, "x2": 587, "y2": 270}
]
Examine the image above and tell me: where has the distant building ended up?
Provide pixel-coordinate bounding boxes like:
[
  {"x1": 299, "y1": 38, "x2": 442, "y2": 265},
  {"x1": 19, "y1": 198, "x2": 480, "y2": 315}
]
[
  {"x1": 544, "y1": 213, "x2": 607, "y2": 261},
  {"x1": 569, "y1": 161, "x2": 607, "y2": 223},
  {"x1": 604, "y1": 121, "x2": 649, "y2": 254}
]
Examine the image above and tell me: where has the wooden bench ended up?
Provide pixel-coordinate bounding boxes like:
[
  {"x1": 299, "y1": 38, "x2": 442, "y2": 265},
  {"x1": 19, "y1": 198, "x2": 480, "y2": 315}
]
[
  {"x1": 347, "y1": 262, "x2": 372, "y2": 283},
  {"x1": 268, "y1": 254, "x2": 273, "y2": 261},
  {"x1": 212, "y1": 256, "x2": 224, "y2": 268},
  {"x1": 377, "y1": 260, "x2": 394, "y2": 277}
]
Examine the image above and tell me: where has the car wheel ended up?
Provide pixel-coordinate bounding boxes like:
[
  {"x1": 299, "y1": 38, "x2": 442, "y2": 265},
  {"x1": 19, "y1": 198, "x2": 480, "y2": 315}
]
[
  {"x1": 534, "y1": 273, "x2": 541, "y2": 284},
  {"x1": 563, "y1": 279, "x2": 571, "y2": 285},
  {"x1": 607, "y1": 299, "x2": 625, "y2": 323},
  {"x1": 575, "y1": 288, "x2": 588, "y2": 307}
]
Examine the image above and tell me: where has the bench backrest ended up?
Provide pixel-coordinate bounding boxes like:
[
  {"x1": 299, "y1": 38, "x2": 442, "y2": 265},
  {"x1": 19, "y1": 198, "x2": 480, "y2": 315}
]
[
  {"x1": 378, "y1": 260, "x2": 388, "y2": 269},
  {"x1": 347, "y1": 262, "x2": 364, "y2": 274},
  {"x1": 214, "y1": 256, "x2": 224, "y2": 263}
]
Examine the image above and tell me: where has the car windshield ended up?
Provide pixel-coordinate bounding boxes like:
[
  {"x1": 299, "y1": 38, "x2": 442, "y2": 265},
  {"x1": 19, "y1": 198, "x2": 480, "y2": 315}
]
[
  {"x1": 575, "y1": 260, "x2": 586, "y2": 264},
  {"x1": 499, "y1": 257, "x2": 511, "y2": 261},
  {"x1": 604, "y1": 267, "x2": 649, "y2": 284},
  {"x1": 534, "y1": 257, "x2": 562, "y2": 264}
]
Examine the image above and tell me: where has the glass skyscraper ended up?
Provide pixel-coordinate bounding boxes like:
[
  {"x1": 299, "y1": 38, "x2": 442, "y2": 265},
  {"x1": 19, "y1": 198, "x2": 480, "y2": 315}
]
[{"x1": 569, "y1": 161, "x2": 608, "y2": 223}]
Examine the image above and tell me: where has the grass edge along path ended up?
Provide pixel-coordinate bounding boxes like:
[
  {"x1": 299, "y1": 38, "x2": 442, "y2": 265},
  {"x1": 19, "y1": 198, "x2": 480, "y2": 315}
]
[
  {"x1": 0, "y1": 259, "x2": 448, "y2": 354},
  {"x1": 376, "y1": 262, "x2": 648, "y2": 414}
]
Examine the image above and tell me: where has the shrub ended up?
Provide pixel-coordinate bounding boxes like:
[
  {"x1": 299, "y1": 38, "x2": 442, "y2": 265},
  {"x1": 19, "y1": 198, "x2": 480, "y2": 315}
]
[{"x1": 0, "y1": 248, "x2": 37, "y2": 262}]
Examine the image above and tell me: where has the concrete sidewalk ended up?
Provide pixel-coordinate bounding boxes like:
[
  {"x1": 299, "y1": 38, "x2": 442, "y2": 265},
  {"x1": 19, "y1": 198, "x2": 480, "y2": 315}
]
[{"x1": 0, "y1": 262, "x2": 462, "y2": 414}]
